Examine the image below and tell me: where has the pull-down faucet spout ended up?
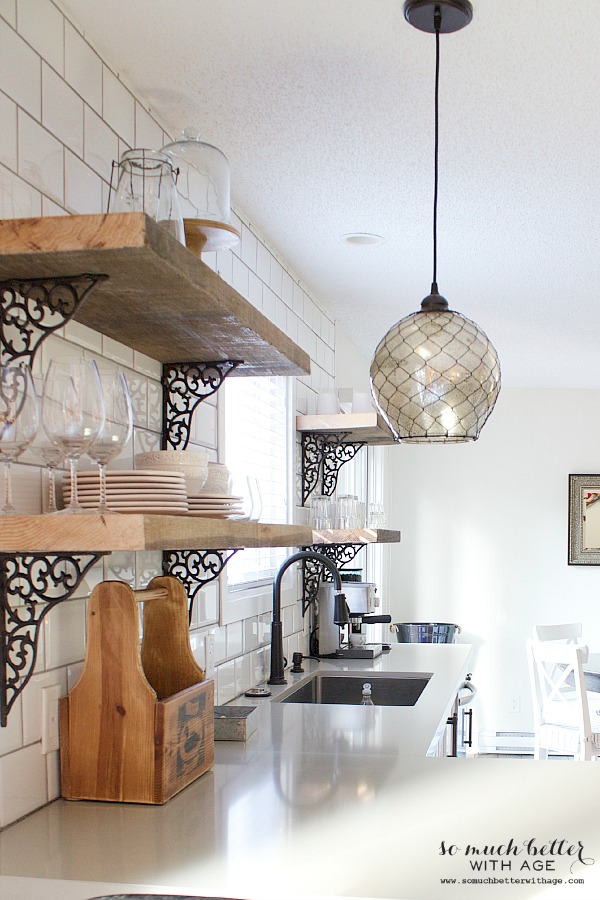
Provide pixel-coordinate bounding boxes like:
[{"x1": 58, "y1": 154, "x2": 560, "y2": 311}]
[{"x1": 268, "y1": 550, "x2": 349, "y2": 685}]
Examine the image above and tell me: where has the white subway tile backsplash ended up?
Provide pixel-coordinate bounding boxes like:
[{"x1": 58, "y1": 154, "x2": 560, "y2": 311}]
[
  {"x1": 46, "y1": 749, "x2": 61, "y2": 801},
  {"x1": 274, "y1": 297, "x2": 287, "y2": 332},
  {"x1": 18, "y1": 111, "x2": 63, "y2": 203},
  {"x1": 0, "y1": 91, "x2": 17, "y2": 171},
  {"x1": 292, "y1": 281, "x2": 305, "y2": 316},
  {"x1": 102, "y1": 335, "x2": 135, "y2": 367},
  {"x1": 226, "y1": 621, "x2": 243, "y2": 658},
  {"x1": 0, "y1": 743, "x2": 47, "y2": 827},
  {"x1": 65, "y1": 149, "x2": 102, "y2": 214},
  {"x1": 22, "y1": 668, "x2": 67, "y2": 746},
  {"x1": 64, "y1": 319, "x2": 103, "y2": 353},
  {"x1": 43, "y1": 597, "x2": 86, "y2": 669},
  {"x1": 0, "y1": 696, "x2": 22, "y2": 755},
  {"x1": 41, "y1": 196, "x2": 66, "y2": 216},
  {"x1": 147, "y1": 378, "x2": 161, "y2": 431},
  {"x1": 286, "y1": 308, "x2": 299, "y2": 344},
  {"x1": 256, "y1": 241, "x2": 271, "y2": 283},
  {"x1": 104, "y1": 551, "x2": 135, "y2": 586},
  {"x1": 66, "y1": 661, "x2": 83, "y2": 692},
  {"x1": 0, "y1": 18, "x2": 40, "y2": 119},
  {"x1": 135, "y1": 102, "x2": 163, "y2": 151},
  {"x1": 135, "y1": 551, "x2": 162, "y2": 588},
  {"x1": 191, "y1": 395, "x2": 217, "y2": 448},
  {"x1": 133, "y1": 350, "x2": 162, "y2": 380},
  {"x1": 248, "y1": 270, "x2": 263, "y2": 310},
  {"x1": 65, "y1": 21, "x2": 102, "y2": 113},
  {"x1": 0, "y1": 0, "x2": 15, "y2": 26},
  {"x1": 262, "y1": 285, "x2": 276, "y2": 322},
  {"x1": 42, "y1": 63, "x2": 83, "y2": 156},
  {"x1": 234, "y1": 653, "x2": 252, "y2": 697},
  {"x1": 216, "y1": 248, "x2": 233, "y2": 285},
  {"x1": 84, "y1": 105, "x2": 119, "y2": 183},
  {"x1": 103, "y1": 67, "x2": 135, "y2": 147},
  {"x1": 213, "y1": 624, "x2": 227, "y2": 664},
  {"x1": 216, "y1": 659, "x2": 235, "y2": 705},
  {"x1": 270, "y1": 259, "x2": 283, "y2": 297},
  {"x1": 18, "y1": 0, "x2": 63, "y2": 75},
  {"x1": 281, "y1": 270, "x2": 294, "y2": 308},
  {"x1": 0, "y1": 162, "x2": 41, "y2": 217},
  {"x1": 240, "y1": 223, "x2": 257, "y2": 270},
  {"x1": 232, "y1": 255, "x2": 249, "y2": 299},
  {"x1": 127, "y1": 373, "x2": 147, "y2": 428},
  {"x1": 243, "y1": 616, "x2": 258, "y2": 653}
]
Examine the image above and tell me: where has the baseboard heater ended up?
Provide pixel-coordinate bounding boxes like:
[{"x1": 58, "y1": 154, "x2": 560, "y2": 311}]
[{"x1": 477, "y1": 731, "x2": 535, "y2": 754}]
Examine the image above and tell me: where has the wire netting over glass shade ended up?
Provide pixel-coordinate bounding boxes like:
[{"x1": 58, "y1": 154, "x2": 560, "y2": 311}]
[{"x1": 370, "y1": 309, "x2": 501, "y2": 442}]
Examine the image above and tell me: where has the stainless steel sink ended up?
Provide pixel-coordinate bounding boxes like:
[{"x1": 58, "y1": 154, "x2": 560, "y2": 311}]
[{"x1": 274, "y1": 671, "x2": 432, "y2": 706}]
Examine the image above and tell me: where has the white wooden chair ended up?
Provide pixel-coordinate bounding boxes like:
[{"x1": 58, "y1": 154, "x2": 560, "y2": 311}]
[
  {"x1": 532, "y1": 623, "x2": 583, "y2": 643},
  {"x1": 526, "y1": 638, "x2": 600, "y2": 760}
]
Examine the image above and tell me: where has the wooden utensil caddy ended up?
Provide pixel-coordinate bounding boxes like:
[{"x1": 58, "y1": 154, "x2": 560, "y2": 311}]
[{"x1": 59, "y1": 575, "x2": 214, "y2": 805}]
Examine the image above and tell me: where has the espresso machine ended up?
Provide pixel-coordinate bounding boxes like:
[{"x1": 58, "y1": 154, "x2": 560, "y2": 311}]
[{"x1": 316, "y1": 579, "x2": 391, "y2": 658}]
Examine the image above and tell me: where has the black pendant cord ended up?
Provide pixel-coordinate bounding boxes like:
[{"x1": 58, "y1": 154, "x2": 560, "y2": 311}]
[{"x1": 432, "y1": 6, "x2": 441, "y2": 292}]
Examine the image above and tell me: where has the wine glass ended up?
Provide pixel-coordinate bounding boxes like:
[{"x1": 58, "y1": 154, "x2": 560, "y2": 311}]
[
  {"x1": 42, "y1": 358, "x2": 105, "y2": 514},
  {"x1": 0, "y1": 364, "x2": 39, "y2": 515},
  {"x1": 31, "y1": 374, "x2": 66, "y2": 513},
  {"x1": 87, "y1": 370, "x2": 133, "y2": 514}
]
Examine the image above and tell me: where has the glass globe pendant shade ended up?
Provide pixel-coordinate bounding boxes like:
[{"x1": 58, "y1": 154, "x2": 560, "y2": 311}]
[{"x1": 370, "y1": 304, "x2": 501, "y2": 443}]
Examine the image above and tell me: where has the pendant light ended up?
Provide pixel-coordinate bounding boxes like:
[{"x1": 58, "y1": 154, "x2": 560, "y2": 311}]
[{"x1": 370, "y1": 0, "x2": 500, "y2": 443}]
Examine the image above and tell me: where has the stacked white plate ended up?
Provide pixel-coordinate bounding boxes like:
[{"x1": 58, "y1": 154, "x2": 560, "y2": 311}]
[
  {"x1": 186, "y1": 492, "x2": 244, "y2": 518},
  {"x1": 63, "y1": 469, "x2": 189, "y2": 513}
]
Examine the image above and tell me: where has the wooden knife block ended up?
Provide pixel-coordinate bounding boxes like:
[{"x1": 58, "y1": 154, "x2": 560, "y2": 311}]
[{"x1": 59, "y1": 575, "x2": 214, "y2": 804}]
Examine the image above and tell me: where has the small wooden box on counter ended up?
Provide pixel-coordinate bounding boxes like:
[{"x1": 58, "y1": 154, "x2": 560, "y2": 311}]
[
  {"x1": 214, "y1": 705, "x2": 257, "y2": 741},
  {"x1": 59, "y1": 576, "x2": 214, "y2": 805}
]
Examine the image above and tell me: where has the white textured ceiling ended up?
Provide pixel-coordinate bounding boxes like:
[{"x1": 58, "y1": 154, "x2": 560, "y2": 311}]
[{"x1": 61, "y1": 0, "x2": 600, "y2": 389}]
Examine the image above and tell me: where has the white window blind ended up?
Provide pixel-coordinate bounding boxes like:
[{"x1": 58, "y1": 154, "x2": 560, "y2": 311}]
[{"x1": 223, "y1": 375, "x2": 290, "y2": 590}]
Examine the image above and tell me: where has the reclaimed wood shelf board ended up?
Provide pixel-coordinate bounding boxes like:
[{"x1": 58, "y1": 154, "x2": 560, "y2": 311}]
[
  {"x1": 312, "y1": 528, "x2": 401, "y2": 544},
  {"x1": 0, "y1": 514, "x2": 315, "y2": 554},
  {"x1": 296, "y1": 412, "x2": 396, "y2": 444},
  {"x1": 0, "y1": 517, "x2": 400, "y2": 554},
  {"x1": 0, "y1": 213, "x2": 310, "y2": 377}
]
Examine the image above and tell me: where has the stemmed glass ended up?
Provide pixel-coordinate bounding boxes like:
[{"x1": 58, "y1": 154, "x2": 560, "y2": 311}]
[
  {"x1": 0, "y1": 364, "x2": 39, "y2": 515},
  {"x1": 87, "y1": 370, "x2": 133, "y2": 514},
  {"x1": 42, "y1": 358, "x2": 105, "y2": 514},
  {"x1": 31, "y1": 374, "x2": 66, "y2": 513}
]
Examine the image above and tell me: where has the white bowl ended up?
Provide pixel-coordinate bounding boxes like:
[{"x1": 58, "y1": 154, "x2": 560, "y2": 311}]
[{"x1": 135, "y1": 450, "x2": 209, "y2": 467}]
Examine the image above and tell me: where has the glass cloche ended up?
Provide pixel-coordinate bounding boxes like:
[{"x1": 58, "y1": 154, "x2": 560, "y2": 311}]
[{"x1": 162, "y1": 127, "x2": 240, "y2": 254}]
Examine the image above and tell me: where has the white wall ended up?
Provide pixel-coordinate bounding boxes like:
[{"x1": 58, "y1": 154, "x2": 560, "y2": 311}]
[{"x1": 388, "y1": 387, "x2": 600, "y2": 740}]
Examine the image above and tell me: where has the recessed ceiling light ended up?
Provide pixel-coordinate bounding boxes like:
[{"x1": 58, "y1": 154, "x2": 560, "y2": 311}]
[{"x1": 341, "y1": 232, "x2": 386, "y2": 246}]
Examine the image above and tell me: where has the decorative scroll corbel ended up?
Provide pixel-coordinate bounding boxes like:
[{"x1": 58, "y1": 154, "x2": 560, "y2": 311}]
[
  {"x1": 162, "y1": 361, "x2": 242, "y2": 451},
  {"x1": 301, "y1": 432, "x2": 365, "y2": 505},
  {"x1": 300, "y1": 543, "x2": 365, "y2": 613},
  {"x1": 0, "y1": 552, "x2": 105, "y2": 727},
  {"x1": 0, "y1": 274, "x2": 108, "y2": 367},
  {"x1": 163, "y1": 549, "x2": 239, "y2": 623}
]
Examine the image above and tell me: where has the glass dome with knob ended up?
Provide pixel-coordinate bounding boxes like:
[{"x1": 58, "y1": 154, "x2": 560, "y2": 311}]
[{"x1": 162, "y1": 127, "x2": 240, "y2": 254}]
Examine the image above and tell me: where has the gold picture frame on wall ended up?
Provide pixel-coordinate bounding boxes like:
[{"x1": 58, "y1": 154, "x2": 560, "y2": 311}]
[{"x1": 568, "y1": 474, "x2": 600, "y2": 565}]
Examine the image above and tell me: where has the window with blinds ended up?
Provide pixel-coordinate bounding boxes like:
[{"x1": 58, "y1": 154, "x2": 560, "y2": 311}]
[{"x1": 223, "y1": 375, "x2": 291, "y2": 591}]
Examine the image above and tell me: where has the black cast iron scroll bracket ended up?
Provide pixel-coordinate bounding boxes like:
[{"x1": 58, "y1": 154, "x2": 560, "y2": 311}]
[
  {"x1": 301, "y1": 433, "x2": 365, "y2": 505},
  {"x1": 162, "y1": 361, "x2": 243, "y2": 451},
  {"x1": 300, "y1": 543, "x2": 364, "y2": 614},
  {"x1": 0, "y1": 275, "x2": 109, "y2": 367},
  {"x1": 0, "y1": 552, "x2": 105, "y2": 727},
  {"x1": 163, "y1": 549, "x2": 239, "y2": 624}
]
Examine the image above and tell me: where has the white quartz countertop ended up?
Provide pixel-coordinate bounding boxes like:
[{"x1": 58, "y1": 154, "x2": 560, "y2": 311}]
[{"x1": 3, "y1": 644, "x2": 600, "y2": 900}]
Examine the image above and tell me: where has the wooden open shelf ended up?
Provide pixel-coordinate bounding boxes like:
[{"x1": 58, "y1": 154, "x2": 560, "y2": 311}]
[
  {"x1": 0, "y1": 213, "x2": 310, "y2": 377},
  {"x1": 0, "y1": 516, "x2": 400, "y2": 554},
  {"x1": 296, "y1": 412, "x2": 396, "y2": 445},
  {"x1": 312, "y1": 528, "x2": 401, "y2": 544}
]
